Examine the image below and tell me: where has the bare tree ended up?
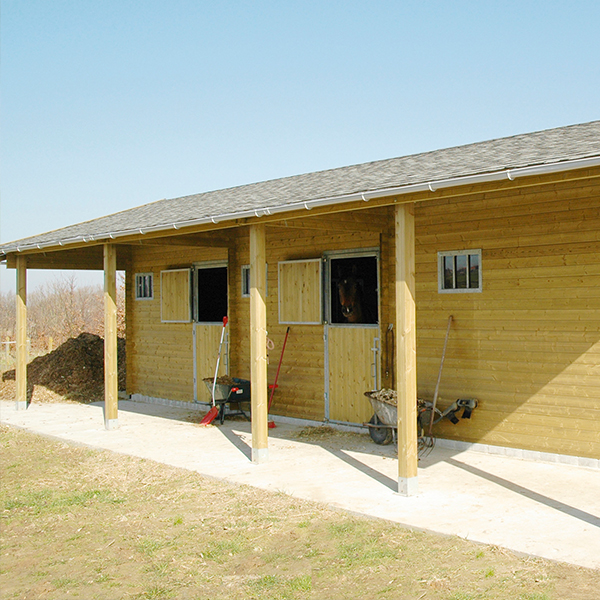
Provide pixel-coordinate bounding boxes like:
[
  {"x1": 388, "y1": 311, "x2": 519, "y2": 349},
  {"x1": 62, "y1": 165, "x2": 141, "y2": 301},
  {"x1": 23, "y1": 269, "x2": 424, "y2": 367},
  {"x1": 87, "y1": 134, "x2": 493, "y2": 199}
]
[
  {"x1": 0, "y1": 291, "x2": 15, "y2": 341},
  {"x1": 27, "y1": 275, "x2": 104, "y2": 348},
  {"x1": 1, "y1": 273, "x2": 126, "y2": 354}
]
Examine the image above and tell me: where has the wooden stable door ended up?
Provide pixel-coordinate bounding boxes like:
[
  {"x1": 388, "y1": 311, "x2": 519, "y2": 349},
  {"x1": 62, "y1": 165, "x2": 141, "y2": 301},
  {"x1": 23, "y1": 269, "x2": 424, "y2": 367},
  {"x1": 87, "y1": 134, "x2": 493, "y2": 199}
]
[
  {"x1": 195, "y1": 324, "x2": 228, "y2": 403},
  {"x1": 327, "y1": 326, "x2": 380, "y2": 424},
  {"x1": 325, "y1": 252, "x2": 380, "y2": 425}
]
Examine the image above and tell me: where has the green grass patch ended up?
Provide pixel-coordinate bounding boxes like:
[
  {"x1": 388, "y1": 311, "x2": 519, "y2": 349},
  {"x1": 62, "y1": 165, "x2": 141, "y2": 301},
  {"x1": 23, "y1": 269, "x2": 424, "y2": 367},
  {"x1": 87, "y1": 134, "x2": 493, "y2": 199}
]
[{"x1": 4, "y1": 488, "x2": 123, "y2": 515}]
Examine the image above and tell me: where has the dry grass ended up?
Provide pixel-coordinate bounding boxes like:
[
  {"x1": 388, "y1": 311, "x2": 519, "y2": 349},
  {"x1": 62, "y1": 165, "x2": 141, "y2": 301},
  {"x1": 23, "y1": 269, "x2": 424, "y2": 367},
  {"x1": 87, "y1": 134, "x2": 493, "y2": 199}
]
[{"x1": 1, "y1": 425, "x2": 599, "y2": 600}]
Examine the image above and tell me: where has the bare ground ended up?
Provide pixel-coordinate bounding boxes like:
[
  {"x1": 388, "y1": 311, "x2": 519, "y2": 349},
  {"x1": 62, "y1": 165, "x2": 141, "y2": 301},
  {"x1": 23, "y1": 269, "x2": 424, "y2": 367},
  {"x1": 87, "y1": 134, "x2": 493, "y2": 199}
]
[
  {"x1": 2, "y1": 337, "x2": 599, "y2": 599},
  {"x1": 1, "y1": 424, "x2": 599, "y2": 600}
]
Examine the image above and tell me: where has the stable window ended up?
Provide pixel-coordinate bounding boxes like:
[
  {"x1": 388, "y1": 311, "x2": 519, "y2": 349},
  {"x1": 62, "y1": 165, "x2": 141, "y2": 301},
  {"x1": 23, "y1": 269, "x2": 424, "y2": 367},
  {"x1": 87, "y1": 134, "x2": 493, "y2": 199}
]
[
  {"x1": 328, "y1": 255, "x2": 379, "y2": 324},
  {"x1": 241, "y1": 264, "x2": 268, "y2": 298},
  {"x1": 438, "y1": 250, "x2": 482, "y2": 293},
  {"x1": 135, "y1": 273, "x2": 153, "y2": 300},
  {"x1": 193, "y1": 263, "x2": 228, "y2": 322}
]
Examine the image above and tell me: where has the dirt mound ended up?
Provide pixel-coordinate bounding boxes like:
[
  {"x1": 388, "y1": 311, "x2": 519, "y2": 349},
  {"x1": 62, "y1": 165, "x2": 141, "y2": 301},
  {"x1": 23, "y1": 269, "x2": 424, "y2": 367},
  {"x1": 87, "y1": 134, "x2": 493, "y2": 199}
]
[{"x1": 1, "y1": 333, "x2": 125, "y2": 404}]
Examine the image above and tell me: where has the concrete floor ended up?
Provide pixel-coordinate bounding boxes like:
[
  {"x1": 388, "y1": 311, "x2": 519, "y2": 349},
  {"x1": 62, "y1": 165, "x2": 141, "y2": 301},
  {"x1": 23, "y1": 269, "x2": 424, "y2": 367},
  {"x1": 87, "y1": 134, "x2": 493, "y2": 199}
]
[{"x1": 1, "y1": 399, "x2": 599, "y2": 570}]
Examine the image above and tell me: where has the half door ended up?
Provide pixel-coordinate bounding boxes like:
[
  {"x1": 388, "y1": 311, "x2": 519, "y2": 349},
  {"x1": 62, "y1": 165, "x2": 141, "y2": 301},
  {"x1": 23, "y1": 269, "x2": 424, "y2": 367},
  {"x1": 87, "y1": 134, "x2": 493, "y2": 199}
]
[
  {"x1": 192, "y1": 262, "x2": 229, "y2": 403},
  {"x1": 325, "y1": 252, "x2": 380, "y2": 424}
]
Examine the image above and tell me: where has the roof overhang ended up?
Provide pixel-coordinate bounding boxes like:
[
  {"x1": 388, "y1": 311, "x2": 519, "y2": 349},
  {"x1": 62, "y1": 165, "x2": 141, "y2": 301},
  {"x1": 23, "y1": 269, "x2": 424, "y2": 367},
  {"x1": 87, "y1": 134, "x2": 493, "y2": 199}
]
[{"x1": 2, "y1": 154, "x2": 600, "y2": 263}]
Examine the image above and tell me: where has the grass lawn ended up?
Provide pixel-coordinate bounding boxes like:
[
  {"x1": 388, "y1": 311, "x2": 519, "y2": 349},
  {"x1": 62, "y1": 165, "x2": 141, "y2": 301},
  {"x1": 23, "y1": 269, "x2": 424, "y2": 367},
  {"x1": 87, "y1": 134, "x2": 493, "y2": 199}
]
[{"x1": 1, "y1": 425, "x2": 598, "y2": 599}]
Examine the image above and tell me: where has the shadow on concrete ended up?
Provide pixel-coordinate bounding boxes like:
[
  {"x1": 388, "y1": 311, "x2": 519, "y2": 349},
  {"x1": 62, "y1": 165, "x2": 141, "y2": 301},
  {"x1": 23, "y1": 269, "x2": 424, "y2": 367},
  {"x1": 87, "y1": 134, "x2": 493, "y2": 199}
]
[
  {"x1": 447, "y1": 458, "x2": 600, "y2": 528},
  {"x1": 331, "y1": 449, "x2": 397, "y2": 491},
  {"x1": 219, "y1": 426, "x2": 252, "y2": 461}
]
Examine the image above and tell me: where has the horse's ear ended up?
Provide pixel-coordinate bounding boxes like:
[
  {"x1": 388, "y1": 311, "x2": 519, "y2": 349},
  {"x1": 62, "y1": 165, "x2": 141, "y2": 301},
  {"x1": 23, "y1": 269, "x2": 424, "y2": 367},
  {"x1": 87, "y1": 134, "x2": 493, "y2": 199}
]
[{"x1": 351, "y1": 263, "x2": 358, "y2": 276}]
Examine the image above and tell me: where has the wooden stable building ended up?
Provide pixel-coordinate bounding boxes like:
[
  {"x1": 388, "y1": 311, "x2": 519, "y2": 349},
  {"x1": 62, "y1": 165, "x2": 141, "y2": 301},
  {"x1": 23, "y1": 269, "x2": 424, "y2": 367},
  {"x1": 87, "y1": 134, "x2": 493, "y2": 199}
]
[{"x1": 3, "y1": 121, "x2": 600, "y2": 493}]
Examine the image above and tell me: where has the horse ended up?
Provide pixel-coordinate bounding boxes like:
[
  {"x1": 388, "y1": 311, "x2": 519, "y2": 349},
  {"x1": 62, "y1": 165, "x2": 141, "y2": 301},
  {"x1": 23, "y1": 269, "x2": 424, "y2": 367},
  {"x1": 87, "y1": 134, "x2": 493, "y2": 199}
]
[{"x1": 337, "y1": 275, "x2": 364, "y2": 323}]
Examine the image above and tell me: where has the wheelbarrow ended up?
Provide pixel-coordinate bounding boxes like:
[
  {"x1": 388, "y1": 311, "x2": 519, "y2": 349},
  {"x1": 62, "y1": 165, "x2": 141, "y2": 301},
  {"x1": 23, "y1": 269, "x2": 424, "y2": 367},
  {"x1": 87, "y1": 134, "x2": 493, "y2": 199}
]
[
  {"x1": 203, "y1": 377, "x2": 251, "y2": 425},
  {"x1": 364, "y1": 390, "x2": 478, "y2": 446},
  {"x1": 363, "y1": 391, "x2": 445, "y2": 446}
]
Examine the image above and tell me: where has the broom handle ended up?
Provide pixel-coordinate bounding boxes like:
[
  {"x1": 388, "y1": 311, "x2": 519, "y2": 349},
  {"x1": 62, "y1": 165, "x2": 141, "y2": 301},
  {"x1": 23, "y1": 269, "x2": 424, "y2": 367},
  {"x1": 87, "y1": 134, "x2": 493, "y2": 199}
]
[
  {"x1": 429, "y1": 315, "x2": 453, "y2": 435},
  {"x1": 212, "y1": 316, "x2": 228, "y2": 407}
]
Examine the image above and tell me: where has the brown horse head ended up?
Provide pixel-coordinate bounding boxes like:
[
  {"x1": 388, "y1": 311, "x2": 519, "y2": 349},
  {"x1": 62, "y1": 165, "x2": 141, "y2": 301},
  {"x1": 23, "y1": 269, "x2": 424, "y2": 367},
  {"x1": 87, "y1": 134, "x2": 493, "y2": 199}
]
[{"x1": 338, "y1": 276, "x2": 363, "y2": 323}]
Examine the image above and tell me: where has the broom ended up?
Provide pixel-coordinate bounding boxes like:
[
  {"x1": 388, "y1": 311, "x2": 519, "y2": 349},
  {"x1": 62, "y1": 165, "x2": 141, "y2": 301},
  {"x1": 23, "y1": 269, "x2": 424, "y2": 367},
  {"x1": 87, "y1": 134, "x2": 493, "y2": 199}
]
[{"x1": 200, "y1": 316, "x2": 228, "y2": 426}]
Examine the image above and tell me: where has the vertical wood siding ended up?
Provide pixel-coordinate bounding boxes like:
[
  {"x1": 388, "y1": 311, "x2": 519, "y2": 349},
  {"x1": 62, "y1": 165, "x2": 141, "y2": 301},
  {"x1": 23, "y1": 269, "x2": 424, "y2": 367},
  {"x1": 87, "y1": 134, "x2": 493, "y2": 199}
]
[
  {"x1": 195, "y1": 324, "x2": 228, "y2": 402},
  {"x1": 160, "y1": 269, "x2": 191, "y2": 322},
  {"x1": 328, "y1": 326, "x2": 379, "y2": 423},
  {"x1": 278, "y1": 259, "x2": 322, "y2": 324}
]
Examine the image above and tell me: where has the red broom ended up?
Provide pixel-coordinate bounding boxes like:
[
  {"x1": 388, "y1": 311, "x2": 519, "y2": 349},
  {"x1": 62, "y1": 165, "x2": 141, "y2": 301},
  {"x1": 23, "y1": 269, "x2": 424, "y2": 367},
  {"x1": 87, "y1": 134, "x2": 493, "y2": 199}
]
[{"x1": 200, "y1": 316, "x2": 228, "y2": 426}]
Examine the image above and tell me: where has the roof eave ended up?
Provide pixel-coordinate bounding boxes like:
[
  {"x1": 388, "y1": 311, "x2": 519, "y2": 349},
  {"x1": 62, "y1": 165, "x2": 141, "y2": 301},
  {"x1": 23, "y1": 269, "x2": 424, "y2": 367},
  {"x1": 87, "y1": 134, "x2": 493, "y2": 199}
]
[{"x1": 2, "y1": 154, "x2": 600, "y2": 258}]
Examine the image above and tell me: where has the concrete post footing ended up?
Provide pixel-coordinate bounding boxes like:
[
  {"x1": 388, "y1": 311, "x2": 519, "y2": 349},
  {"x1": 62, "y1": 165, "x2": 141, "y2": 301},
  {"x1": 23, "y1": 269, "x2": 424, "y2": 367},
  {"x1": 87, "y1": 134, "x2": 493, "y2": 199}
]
[
  {"x1": 397, "y1": 476, "x2": 419, "y2": 496},
  {"x1": 252, "y1": 447, "x2": 268, "y2": 464}
]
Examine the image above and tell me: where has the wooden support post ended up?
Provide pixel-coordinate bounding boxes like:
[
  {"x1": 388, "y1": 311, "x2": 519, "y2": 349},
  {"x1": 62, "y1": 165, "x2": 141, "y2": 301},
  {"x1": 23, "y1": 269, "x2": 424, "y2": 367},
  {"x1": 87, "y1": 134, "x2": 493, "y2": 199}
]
[
  {"x1": 15, "y1": 257, "x2": 27, "y2": 410},
  {"x1": 249, "y1": 224, "x2": 268, "y2": 463},
  {"x1": 104, "y1": 244, "x2": 119, "y2": 430},
  {"x1": 395, "y1": 204, "x2": 418, "y2": 496}
]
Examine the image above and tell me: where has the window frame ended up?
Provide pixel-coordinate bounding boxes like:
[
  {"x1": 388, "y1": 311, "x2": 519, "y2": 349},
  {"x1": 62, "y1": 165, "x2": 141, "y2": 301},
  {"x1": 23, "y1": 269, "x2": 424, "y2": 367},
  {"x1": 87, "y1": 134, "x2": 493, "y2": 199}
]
[
  {"x1": 192, "y1": 261, "x2": 228, "y2": 324},
  {"x1": 135, "y1": 272, "x2": 154, "y2": 300},
  {"x1": 241, "y1": 264, "x2": 268, "y2": 298},
  {"x1": 438, "y1": 249, "x2": 482, "y2": 294}
]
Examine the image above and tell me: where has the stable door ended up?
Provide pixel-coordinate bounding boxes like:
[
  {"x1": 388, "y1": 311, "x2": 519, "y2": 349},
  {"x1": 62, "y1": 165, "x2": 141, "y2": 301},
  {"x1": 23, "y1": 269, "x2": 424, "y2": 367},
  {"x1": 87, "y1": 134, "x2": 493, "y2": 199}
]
[
  {"x1": 324, "y1": 252, "x2": 380, "y2": 425},
  {"x1": 192, "y1": 262, "x2": 229, "y2": 403}
]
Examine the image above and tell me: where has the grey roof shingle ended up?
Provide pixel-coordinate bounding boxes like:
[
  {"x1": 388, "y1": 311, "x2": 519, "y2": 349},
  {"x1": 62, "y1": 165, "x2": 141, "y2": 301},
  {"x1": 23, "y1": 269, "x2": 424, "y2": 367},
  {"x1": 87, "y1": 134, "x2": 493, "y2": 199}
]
[{"x1": 2, "y1": 120, "x2": 600, "y2": 255}]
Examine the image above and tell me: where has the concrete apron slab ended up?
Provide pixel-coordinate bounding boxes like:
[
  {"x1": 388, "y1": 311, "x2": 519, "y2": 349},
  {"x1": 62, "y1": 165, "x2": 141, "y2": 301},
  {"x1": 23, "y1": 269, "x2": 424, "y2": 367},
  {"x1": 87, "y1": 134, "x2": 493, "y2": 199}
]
[{"x1": 1, "y1": 399, "x2": 599, "y2": 570}]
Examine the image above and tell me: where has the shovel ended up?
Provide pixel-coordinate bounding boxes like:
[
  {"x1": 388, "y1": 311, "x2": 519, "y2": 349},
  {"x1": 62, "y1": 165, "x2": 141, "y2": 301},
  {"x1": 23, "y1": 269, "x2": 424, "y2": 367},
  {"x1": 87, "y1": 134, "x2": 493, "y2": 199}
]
[
  {"x1": 200, "y1": 316, "x2": 228, "y2": 426},
  {"x1": 428, "y1": 315, "x2": 453, "y2": 437}
]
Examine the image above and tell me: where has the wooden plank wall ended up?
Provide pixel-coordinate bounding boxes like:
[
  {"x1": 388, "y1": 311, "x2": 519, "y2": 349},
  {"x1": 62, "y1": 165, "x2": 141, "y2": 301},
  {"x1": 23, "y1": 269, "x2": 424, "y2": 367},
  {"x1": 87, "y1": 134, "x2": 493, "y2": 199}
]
[
  {"x1": 413, "y1": 176, "x2": 600, "y2": 459},
  {"x1": 123, "y1": 174, "x2": 599, "y2": 459},
  {"x1": 228, "y1": 215, "x2": 387, "y2": 421},
  {"x1": 126, "y1": 244, "x2": 227, "y2": 402}
]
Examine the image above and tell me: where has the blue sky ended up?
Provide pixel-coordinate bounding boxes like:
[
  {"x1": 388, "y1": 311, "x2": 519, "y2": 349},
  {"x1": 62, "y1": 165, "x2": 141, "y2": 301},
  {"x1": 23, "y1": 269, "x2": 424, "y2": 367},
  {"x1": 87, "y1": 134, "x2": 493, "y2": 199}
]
[{"x1": 1, "y1": 0, "x2": 599, "y2": 292}]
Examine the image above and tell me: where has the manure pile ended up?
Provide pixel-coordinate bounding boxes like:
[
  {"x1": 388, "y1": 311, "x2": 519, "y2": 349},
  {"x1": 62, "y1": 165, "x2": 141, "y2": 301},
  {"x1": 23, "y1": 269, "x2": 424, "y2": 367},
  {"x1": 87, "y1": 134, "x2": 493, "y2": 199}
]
[{"x1": 1, "y1": 333, "x2": 125, "y2": 404}]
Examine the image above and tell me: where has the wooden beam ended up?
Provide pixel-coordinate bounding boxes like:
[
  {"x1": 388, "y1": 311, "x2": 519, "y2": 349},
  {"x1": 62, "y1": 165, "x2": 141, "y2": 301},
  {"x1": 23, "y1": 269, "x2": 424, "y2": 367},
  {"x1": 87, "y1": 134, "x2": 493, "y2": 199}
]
[
  {"x1": 5, "y1": 245, "x2": 127, "y2": 271},
  {"x1": 15, "y1": 257, "x2": 27, "y2": 410},
  {"x1": 249, "y1": 224, "x2": 268, "y2": 463},
  {"x1": 395, "y1": 203, "x2": 418, "y2": 495},
  {"x1": 132, "y1": 232, "x2": 234, "y2": 247},
  {"x1": 266, "y1": 209, "x2": 391, "y2": 234},
  {"x1": 104, "y1": 244, "x2": 119, "y2": 430}
]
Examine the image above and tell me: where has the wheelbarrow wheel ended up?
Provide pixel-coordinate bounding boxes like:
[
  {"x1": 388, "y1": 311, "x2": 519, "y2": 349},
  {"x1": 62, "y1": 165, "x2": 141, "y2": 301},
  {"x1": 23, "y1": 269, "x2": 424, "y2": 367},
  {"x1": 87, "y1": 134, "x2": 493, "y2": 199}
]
[{"x1": 368, "y1": 415, "x2": 394, "y2": 445}]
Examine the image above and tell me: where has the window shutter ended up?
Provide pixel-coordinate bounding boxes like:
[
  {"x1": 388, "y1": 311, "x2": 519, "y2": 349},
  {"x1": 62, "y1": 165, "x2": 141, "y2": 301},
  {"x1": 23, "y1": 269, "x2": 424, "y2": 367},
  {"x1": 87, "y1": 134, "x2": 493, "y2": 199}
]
[
  {"x1": 278, "y1": 259, "x2": 322, "y2": 324},
  {"x1": 161, "y1": 269, "x2": 192, "y2": 322}
]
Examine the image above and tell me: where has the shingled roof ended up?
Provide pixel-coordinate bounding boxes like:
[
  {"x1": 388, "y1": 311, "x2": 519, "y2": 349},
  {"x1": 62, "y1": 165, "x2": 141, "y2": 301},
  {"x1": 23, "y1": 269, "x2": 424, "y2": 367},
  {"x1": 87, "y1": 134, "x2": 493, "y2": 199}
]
[{"x1": 2, "y1": 120, "x2": 600, "y2": 256}]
